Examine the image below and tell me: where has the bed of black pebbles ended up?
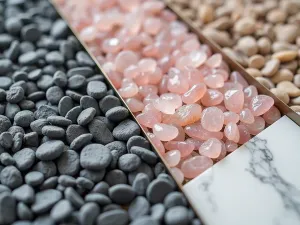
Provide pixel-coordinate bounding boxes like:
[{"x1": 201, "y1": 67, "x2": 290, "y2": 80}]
[{"x1": 0, "y1": 0, "x2": 202, "y2": 225}]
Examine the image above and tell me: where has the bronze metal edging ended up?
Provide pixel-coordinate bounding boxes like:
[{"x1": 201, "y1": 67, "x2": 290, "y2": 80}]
[{"x1": 165, "y1": 1, "x2": 300, "y2": 127}]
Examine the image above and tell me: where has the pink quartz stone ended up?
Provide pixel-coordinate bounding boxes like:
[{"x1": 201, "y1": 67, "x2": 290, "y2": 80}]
[
  {"x1": 244, "y1": 116, "x2": 266, "y2": 135},
  {"x1": 164, "y1": 150, "x2": 181, "y2": 167},
  {"x1": 163, "y1": 104, "x2": 202, "y2": 126},
  {"x1": 263, "y1": 106, "x2": 281, "y2": 125},
  {"x1": 170, "y1": 167, "x2": 184, "y2": 184},
  {"x1": 199, "y1": 138, "x2": 222, "y2": 159},
  {"x1": 183, "y1": 67, "x2": 204, "y2": 87},
  {"x1": 224, "y1": 89, "x2": 244, "y2": 113},
  {"x1": 118, "y1": 0, "x2": 140, "y2": 11},
  {"x1": 143, "y1": 93, "x2": 159, "y2": 105},
  {"x1": 153, "y1": 123, "x2": 179, "y2": 141},
  {"x1": 158, "y1": 75, "x2": 169, "y2": 95},
  {"x1": 186, "y1": 138, "x2": 203, "y2": 150},
  {"x1": 148, "y1": 67, "x2": 163, "y2": 85},
  {"x1": 124, "y1": 65, "x2": 140, "y2": 79},
  {"x1": 115, "y1": 50, "x2": 139, "y2": 72},
  {"x1": 237, "y1": 124, "x2": 251, "y2": 144},
  {"x1": 172, "y1": 124, "x2": 186, "y2": 141},
  {"x1": 167, "y1": 73, "x2": 189, "y2": 94},
  {"x1": 243, "y1": 85, "x2": 258, "y2": 106},
  {"x1": 204, "y1": 74, "x2": 224, "y2": 89},
  {"x1": 143, "y1": 17, "x2": 162, "y2": 35},
  {"x1": 107, "y1": 71, "x2": 122, "y2": 89},
  {"x1": 250, "y1": 95, "x2": 275, "y2": 116},
  {"x1": 118, "y1": 81, "x2": 139, "y2": 98},
  {"x1": 160, "y1": 93, "x2": 182, "y2": 109},
  {"x1": 215, "y1": 141, "x2": 227, "y2": 161},
  {"x1": 201, "y1": 89, "x2": 224, "y2": 106},
  {"x1": 153, "y1": 94, "x2": 180, "y2": 115},
  {"x1": 138, "y1": 58, "x2": 157, "y2": 73},
  {"x1": 185, "y1": 122, "x2": 223, "y2": 141},
  {"x1": 102, "y1": 38, "x2": 122, "y2": 53},
  {"x1": 230, "y1": 71, "x2": 248, "y2": 88},
  {"x1": 136, "y1": 110, "x2": 161, "y2": 128},
  {"x1": 182, "y1": 39, "x2": 200, "y2": 52},
  {"x1": 225, "y1": 140, "x2": 238, "y2": 153},
  {"x1": 138, "y1": 85, "x2": 158, "y2": 97},
  {"x1": 201, "y1": 107, "x2": 224, "y2": 132},
  {"x1": 224, "y1": 122, "x2": 240, "y2": 143},
  {"x1": 126, "y1": 98, "x2": 144, "y2": 112},
  {"x1": 219, "y1": 82, "x2": 243, "y2": 94},
  {"x1": 182, "y1": 83, "x2": 207, "y2": 104},
  {"x1": 205, "y1": 53, "x2": 222, "y2": 68},
  {"x1": 223, "y1": 111, "x2": 239, "y2": 125},
  {"x1": 181, "y1": 156, "x2": 213, "y2": 179},
  {"x1": 147, "y1": 132, "x2": 165, "y2": 155},
  {"x1": 189, "y1": 50, "x2": 207, "y2": 68},
  {"x1": 165, "y1": 141, "x2": 194, "y2": 158},
  {"x1": 213, "y1": 69, "x2": 229, "y2": 81},
  {"x1": 239, "y1": 108, "x2": 255, "y2": 124}
]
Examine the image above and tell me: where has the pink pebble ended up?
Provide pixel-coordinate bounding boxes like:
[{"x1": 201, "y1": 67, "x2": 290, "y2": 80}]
[
  {"x1": 224, "y1": 89, "x2": 244, "y2": 113},
  {"x1": 143, "y1": 17, "x2": 162, "y2": 35},
  {"x1": 230, "y1": 71, "x2": 249, "y2": 88},
  {"x1": 182, "y1": 83, "x2": 207, "y2": 104},
  {"x1": 167, "y1": 73, "x2": 189, "y2": 94},
  {"x1": 263, "y1": 106, "x2": 281, "y2": 124},
  {"x1": 115, "y1": 50, "x2": 139, "y2": 73},
  {"x1": 185, "y1": 122, "x2": 223, "y2": 141},
  {"x1": 164, "y1": 150, "x2": 181, "y2": 167},
  {"x1": 186, "y1": 138, "x2": 203, "y2": 150},
  {"x1": 181, "y1": 156, "x2": 213, "y2": 179},
  {"x1": 136, "y1": 110, "x2": 161, "y2": 128},
  {"x1": 204, "y1": 74, "x2": 224, "y2": 89},
  {"x1": 170, "y1": 167, "x2": 184, "y2": 184},
  {"x1": 250, "y1": 95, "x2": 274, "y2": 116},
  {"x1": 199, "y1": 138, "x2": 223, "y2": 159},
  {"x1": 143, "y1": 93, "x2": 159, "y2": 105},
  {"x1": 138, "y1": 58, "x2": 157, "y2": 73},
  {"x1": 165, "y1": 141, "x2": 194, "y2": 158},
  {"x1": 126, "y1": 98, "x2": 144, "y2": 112},
  {"x1": 223, "y1": 111, "x2": 239, "y2": 125},
  {"x1": 102, "y1": 38, "x2": 122, "y2": 53},
  {"x1": 205, "y1": 53, "x2": 222, "y2": 68},
  {"x1": 244, "y1": 116, "x2": 266, "y2": 135},
  {"x1": 118, "y1": 81, "x2": 139, "y2": 98},
  {"x1": 239, "y1": 108, "x2": 254, "y2": 124},
  {"x1": 201, "y1": 107, "x2": 224, "y2": 132},
  {"x1": 182, "y1": 39, "x2": 200, "y2": 52},
  {"x1": 225, "y1": 140, "x2": 238, "y2": 153},
  {"x1": 224, "y1": 122, "x2": 240, "y2": 143},
  {"x1": 189, "y1": 50, "x2": 207, "y2": 68},
  {"x1": 237, "y1": 125, "x2": 251, "y2": 144},
  {"x1": 172, "y1": 124, "x2": 186, "y2": 141},
  {"x1": 201, "y1": 89, "x2": 224, "y2": 107},
  {"x1": 244, "y1": 85, "x2": 258, "y2": 106},
  {"x1": 153, "y1": 123, "x2": 179, "y2": 141},
  {"x1": 139, "y1": 85, "x2": 158, "y2": 97},
  {"x1": 147, "y1": 132, "x2": 165, "y2": 155},
  {"x1": 183, "y1": 67, "x2": 204, "y2": 86}
]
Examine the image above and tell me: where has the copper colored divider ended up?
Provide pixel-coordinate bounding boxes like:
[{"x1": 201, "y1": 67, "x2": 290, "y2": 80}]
[{"x1": 48, "y1": 0, "x2": 205, "y2": 221}]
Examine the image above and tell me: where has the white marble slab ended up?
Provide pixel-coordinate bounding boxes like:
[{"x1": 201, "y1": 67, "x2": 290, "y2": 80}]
[{"x1": 183, "y1": 115, "x2": 300, "y2": 225}]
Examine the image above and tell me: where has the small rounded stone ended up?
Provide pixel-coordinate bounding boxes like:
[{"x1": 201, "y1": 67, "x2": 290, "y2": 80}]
[
  {"x1": 164, "y1": 206, "x2": 189, "y2": 225},
  {"x1": 118, "y1": 154, "x2": 141, "y2": 172},
  {"x1": 108, "y1": 184, "x2": 136, "y2": 205},
  {"x1": 36, "y1": 140, "x2": 64, "y2": 161},
  {"x1": 146, "y1": 179, "x2": 174, "y2": 204}
]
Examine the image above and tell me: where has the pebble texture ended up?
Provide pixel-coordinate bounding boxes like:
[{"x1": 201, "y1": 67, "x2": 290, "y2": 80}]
[{"x1": 0, "y1": 0, "x2": 200, "y2": 224}]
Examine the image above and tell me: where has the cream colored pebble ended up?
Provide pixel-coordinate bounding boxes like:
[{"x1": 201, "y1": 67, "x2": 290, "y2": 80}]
[
  {"x1": 272, "y1": 42, "x2": 298, "y2": 53},
  {"x1": 248, "y1": 55, "x2": 265, "y2": 69},
  {"x1": 270, "y1": 88, "x2": 290, "y2": 104},
  {"x1": 261, "y1": 59, "x2": 280, "y2": 77},
  {"x1": 198, "y1": 5, "x2": 214, "y2": 24},
  {"x1": 266, "y1": 9, "x2": 287, "y2": 23},
  {"x1": 291, "y1": 105, "x2": 300, "y2": 112},
  {"x1": 236, "y1": 36, "x2": 258, "y2": 56},
  {"x1": 257, "y1": 37, "x2": 272, "y2": 55},
  {"x1": 256, "y1": 77, "x2": 275, "y2": 89},
  {"x1": 280, "y1": 60, "x2": 298, "y2": 73},
  {"x1": 271, "y1": 69, "x2": 293, "y2": 84},
  {"x1": 291, "y1": 96, "x2": 300, "y2": 105},
  {"x1": 203, "y1": 28, "x2": 233, "y2": 47},
  {"x1": 246, "y1": 68, "x2": 262, "y2": 77},
  {"x1": 277, "y1": 81, "x2": 300, "y2": 97},
  {"x1": 293, "y1": 74, "x2": 300, "y2": 88},
  {"x1": 223, "y1": 48, "x2": 248, "y2": 67},
  {"x1": 234, "y1": 17, "x2": 256, "y2": 36},
  {"x1": 275, "y1": 24, "x2": 299, "y2": 43},
  {"x1": 206, "y1": 17, "x2": 231, "y2": 30},
  {"x1": 272, "y1": 50, "x2": 298, "y2": 62}
]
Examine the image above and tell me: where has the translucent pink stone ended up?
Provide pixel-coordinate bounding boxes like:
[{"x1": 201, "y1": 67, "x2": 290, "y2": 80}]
[
  {"x1": 204, "y1": 74, "x2": 224, "y2": 89},
  {"x1": 199, "y1": 138, "x2": 222, "y2": 159},
  {"x1": 138, "y1": 58, "x2": 157, "y2": 73},
  {"x1": 201, "y1": 89, "x2": 224, "y2": 107},
  {"x1": 118, "y1": 0, "x2": 140, "y2": 12},
  {"x1": 153, "y1": 123, "x2": 179, "y2": 141},
  {"x1": 136, "y1": 110, "x2": 161, "y2": 128},
  {"x1": 224, "y1": 122, "x2": 240, "y2": 143},
  {"x1": 158, "y1": 75, "x2": 169, "y2": 95},
  {"x1": 124, "y1": 65, "x2": 140, "y2": 79},
  {"x1": 102, "y1": 38, "x2": 122, "y2": 53},
  {"x1": 115, "y1": 50, "x2": 139, "y2": 73},
  {"x1": 189, "y1": 50, "x2": 207, "y2": 68},
  {"x1": 164, "y1": 150, "x2": 181, "y2": 167},
  {"x1": 182, "y1": 39, "x2": 200, "y2": 52},
  {"x1": 244, "y1": 116, "x2": 266, "y2": 135},
  {"x1": 172, "y1": 124, "x2": 186, "y2": 142},
  {"x1": 230, "y1": 71, "x2": 249, "y2": 88},
  {"x1": 160, "y1": 93, "x2": 182, "y2": 109},
  {"x1": 123, "y1": 36, "x2": 142, "y2": 51},
  {"x1": 153, "y1": 93, "x2": 181, "y2": 115},
  {"x1": 167, "y1": 73, "x2": 189, "y2": 94},
  {"x1": 143, "y1": 93, "x2": 159, "y2": 105},
  {"x1": 170, "y1": 167, "x2": 184, "y2": 184},
  {"x1": 215, "y1": 141, "x2": 227, "y2": 161},
  {"x1": 219, "y1": 82, "x2": 243, "y2": 94},
  {"x1": 142, "y1": 1, "x2": 165, "y2": 14},
  {"x1": 250, "y1": 95, "x2": 275, "y2": 116},
  {"x1": 263, "y1": 106, "x2": 281, "y2": 125},
  {"x1": 107, "y1": 71, "x2": 122, "y2": 89},
  {"x1": 223, "y1": 111, "x2": 239, "y2": 125},
  {"x1": 205, "y1": 53, "x2": 222, "y2": 68},
  {"x1": 125, "y1": 98, "x2": 144, "y2": 112},
  {"x1": 185, "y1": 122, "x2": 223, "y2": 141},
  {"x1": 244, "y1": 85, "x2": 258, "y2": 106},
  {"x1": 147, "y1": 132, "x2": 165, "y2": 155},
  {"x1": 138, "y1": 85, "x2": 158, "y2": 97},
  {"x1": 213, "y1": 69, "x2": 229, "y2": 81},
  {"x1": 201, "y1": 107, "x2": 224, "y2": 132},
  {"x1": 225, "y1": 140, "x2": 238, "y2": 153},
  {"x1": 148, "y1": 67, "x2": 163, "y2": 85},
  {"x1": 224, "y1": 89, "x2": 244, "y2": 113},
  {"x1": 165, "y1": 141, "x2": 194, "y2": 158},
  {"x1": 119, "y1": 81, "x2": 139, "y2": 98},
  {"x1": 237, "y1": 125, "x2": 251, "y2": 144},
  {"x1": 183, "y1": 67, "x2": 204, "y2": 86},
  {"x1": 181, "y1": 156, "x2": 213, "y2": 179},
  {"x1": 182, "y1": 83, "x2": 207, "y2": 104},
  {"x1": 80, "y1": 26, "x2": 97, "y2": 43},
  {"x1": 186, "y1": 138, "x2": 203, "y2": 150},
  {"x1": 163, "y1": 104, "x2": 202, "y2": 126},
  {"x1": 143, "y1": 17, "x2": 162, "y2": 35},
  {"x1": 239, "y1": 108, "x2": 255, "y2": 124}
]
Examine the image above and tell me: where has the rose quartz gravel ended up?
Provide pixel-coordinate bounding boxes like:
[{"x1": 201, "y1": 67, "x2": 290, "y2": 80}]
[{"x1": 55, "y1": 0, "x2": 281, "y2": 184}]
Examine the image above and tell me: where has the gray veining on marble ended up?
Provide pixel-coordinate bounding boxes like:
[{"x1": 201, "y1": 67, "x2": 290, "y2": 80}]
[{"x1": 183, "y1": 116, "x2": 300, "y2": 225}]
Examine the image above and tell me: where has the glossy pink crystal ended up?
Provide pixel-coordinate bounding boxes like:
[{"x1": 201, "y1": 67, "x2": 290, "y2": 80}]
[
  {"x1": 201, "y1": 107, "x2": 224, "y2": 132},
  {"x1": 181, "y1": 156, "x2": 213, "y2": 179}
]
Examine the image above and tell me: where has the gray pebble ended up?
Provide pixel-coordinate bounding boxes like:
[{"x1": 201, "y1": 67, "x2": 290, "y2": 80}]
[
  {"x1": 33, "y1": 161, "x2": 57, "y2": 179},
  {"x1": 70, "y1": 133, "x2": 93, "y2": 151},
  {"x1": 87, "y1": 81, "x2": 107, "y2": 99},
  {"x1": 109, "y1": 150, "x2": 119, "y2": 169},
  {"x1": 25, "y1": 171, "x2": 44, "y2": 187},
  {"x1": 96, "y1": 209, "x2": 129, "y2": 225},
  {"x1": 79, "y1": 202, "x2": 100, "y2": 225},
  {"x1": 132, "y1": 173, "x2": 150, "y2": 196},
  {"x1": 0, "y1": 104, "x2": 5, "y2": 115},
  {"x1": 65, "y1": 90, "x2": 83, "y2": 102},
  {"x1": 85, "y1": 193, "x2": 111, "y2": 205},
  {"x1": 151, "y1": 204, "x2": 165, "y2": 221},
  {"x1": 118, "y1": 154, "x2": 141, "y2": 172},
  {"x1": 5, "y1": 103, "x2": 20, "y2": 120},
  {"x1": 6, "y1": 86, "x2": 24, "y2": 104},
  {"x1": 99, "y1": 95, "x2": 121, "y2": 114},
  {"x1": 0, "y1": 166, "x2": 23, "y2": 189},
  {"x1": 33, "y1": 216, "x2": 55, "y2": 225},
  {"x1": 65, "y1": 106, "x2": 82, "y2": 124},
  {"x1": 109, "y1": 184, "x2": 135, "y2": 205},
  {"x1": 47, "y1": 116, "x2": 72, "y2": 127},
  {"x1": 77, "y1": 107, "x2": 96, "y2": 126},
  {"x1": 57, "y1": 150, "x2": 80, "y2": 176},
  {"x1": 94, "y1": 116, "x2": 115, "y2": 131},
  {"x1": 31, "y1": 189, "x2": 62, "y2": 214},
  {"x1": 76, "y1": 51, "x2": 95, "y2": 67},
  {"x1": 154, "y1": 162, "x2": 166, "y2": 177},
  {"x1": 0, "y1": 132, "x2": 13, "y2": 149},
  {"x1": 27, "y1": 91, "x2": 46, "y2": 102},
  {"x1": 80, "y1": 169, "x2": 105, "y2": 183},
  {"x1": 105, "y1": 106, "x2": 129, "y2": 123},
  {"x1": 60, "y1": 41, "x2": 74, "y2": 60},
  {"x1": 39, "y1": 176, "x2": 58, "y2": 190},
  {"x1": 12, "y1": 184, "x2": 34, "y2": 204},
  {"x1": 37, "y1": 75, "x2": 53, "y2": 90},
  {"x1": 80, "y1": 144, "x2": 112, "y2": 170},
  {"x1": 58, "y1": 96, "x2": 73, "y2": 117},
  {"x1": 130, "y1": 146, "x2": 157, "y2": 165},
  {"x1": 21, "y1": 25, "x2": 41, "y2": 42},
  {"x1": 53, "y1": 71, "x2": 67, "y2": 88},
  {"x1": 51, "y1": 19, "x2": 68, "y2": 39},
  {"x1": 0, "y1": 153, "x2": 15, "y2": 166},
  {"x1": 0, "y1": 192, "x2": 16, "y2": 224},
  {"x1": 45, "y1": 51, "x2": 64, "y2": 66},
  {"x1": 80, "y1": 95, "x2": 100, "y2": 116},
  {"x1": 36, "y1": 140, "x2": 64, "y2": 161},
  {"x1": 191, "y1": 219, "x2": 202, "y2": 225},
  {"x1": 76, "y1": 177, "x2": 94, "y2": 190},
  {"x1": 164, "y1": 192, "x2": 187, "y2": 209},
  {"x1": 92, "y1": 181, "x2": 109, "y2": 195},
  {"x1": 66, "y1": 124, "x2": 88, "y2": 144},
  {"x1": 12, "y1": 71, "x2": 27, "y2": 82},
  {"x1": 128, "y1": 196, "x2": 150, "y2": 220},
  {"x1": 18, "y1": 51, "x2": 38, "y2": 65},
  {"x1": 13, "y1": 148, "x2": 35, "y2": 171},
  {"x1": 6, "y1": 41, "x2": 20, "y2": 61},
  {"x1": 64, "y1": 187, "x2": 84, "y2": 209},
  {"x1": 14, "y1": 110, "x2": 34, "y2": 127},
  {"x1": 19, "y1": 42, "x2": 35, "y2": 54},
  {"x1": 28, "y1": 69, "x2": 42, "y2": 81},
  {"x1": 105, "y1": 169, "x2": 127, "y2": 186},
  {"x1": 12, "y1": 132, "x2": 24, "y2": 152},
  {"x1": 0, "y1": 59, "x2": 13, "y2": 74},
  {"x1": 11, "y1": 221, "x2": 32, "y2": 225},
  {"x1": 0, "y1": 115, "x2": 12, "y2": 134},
  {"x1": 46, "y1": 86, "x2": 64, "y2": 104},
  {"x1": 0, "y1": 185, "x2": 10, "y2": 194},
  {"x1": 42, "y1": 125, "x2": 65, "y2": 139},
  {"x1": 68, "y1": 74, "x2": 86, "y2": 89},
  {"x1": 88, "y1": 119, "x2": 114, "y2": 145},
  {"x1": 5, "y1": 18, "x2": 22, "y2": 35},
  {"x1": 0, "y1": 77, "x2": 12, "y2": 90},
  {"x1": 19, "y1": 100, "x2": 35, "y2": 110},
  {"x1": 50, "y1": 200, "x2": 73, "y2": 222},
  {"x1": 130, "y1": 216, "x2": 159, "y2": 225},
  {"x1": 127, "y1": 136, "x2": 151, "y2": 151},
  {"x1": 58, "y1": 175, "x2": 76, "y2": 187},
  {"x1": 67, "y1": 67, "x2": 93, "y2": 78},
  {"x1": 17, "y1": 202, "x2": 33, "y2": 221},
  {"x1": 0, "y1": 34, "x2": 13, "y2": 49},
  {"x1": 128, "y1": 163, "x2": 154, "y2": 185},
  {"x1": 157, "y1": 174, "x2": 176, "y2": 190},
  {"x1": 0, "y1": 89, "x2": 6, "y2": 101},
  {"x1": 164, "y1": 206, "x2": 189, "y2": 225},
  {"x1": 34, "y1": 105, "x2": 57, "y2": 119},
  {"x1": 113, "y1": 119, "x2": 140, "y2": 141},
  {"x1": 146, "y1": 179, "x2": 174, "y2": 204},
  {"x1": 30, "y1": 119, "x2": 48, "y2": 135}
]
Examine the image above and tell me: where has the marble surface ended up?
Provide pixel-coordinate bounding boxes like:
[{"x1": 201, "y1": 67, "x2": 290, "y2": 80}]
[{"x1": 183, "y1": 116, "x2": 300, "y2": 225}]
